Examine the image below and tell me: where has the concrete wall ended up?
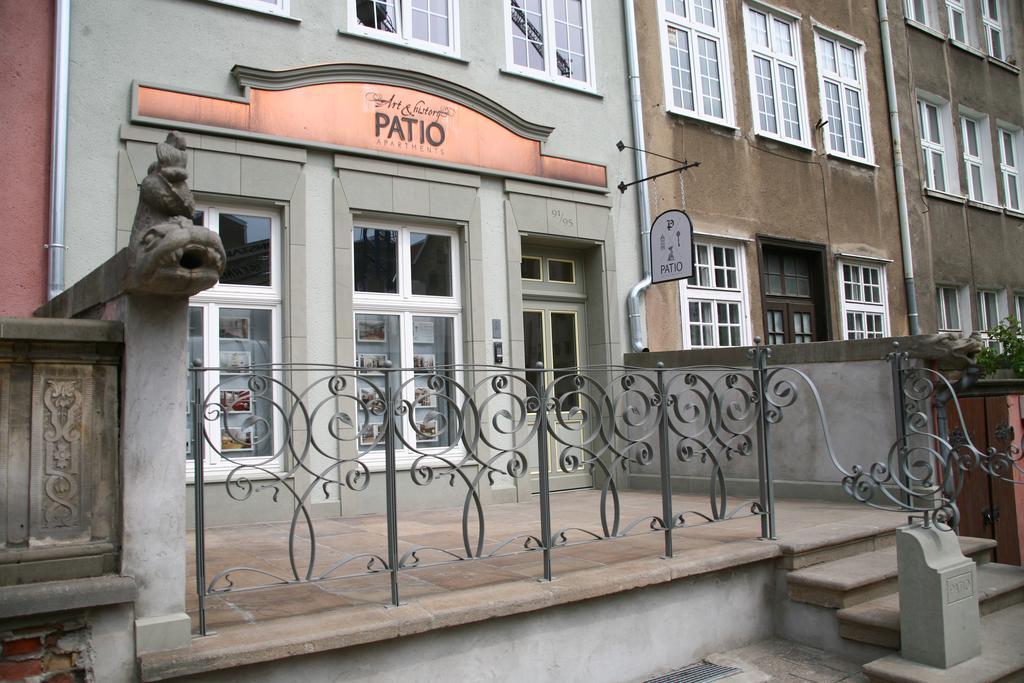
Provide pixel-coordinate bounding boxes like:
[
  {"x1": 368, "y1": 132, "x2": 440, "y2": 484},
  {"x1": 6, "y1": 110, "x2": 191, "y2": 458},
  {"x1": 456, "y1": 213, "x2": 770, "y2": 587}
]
[
  {"x1": 0, "y1": 2, "x2": 53, "y2": 317},
  {"x1": 887, "y1": 1, "x2": 1024, "y2": 333},
  {"x1": 626, "y1": 337, "x2": 912, "y2": 502},
  {"x1": 635, "y1": 0, "x2": 909, "y2": 350},
  {"x1": 168, "y1": 562, "x2": 776, "y2": 683}
]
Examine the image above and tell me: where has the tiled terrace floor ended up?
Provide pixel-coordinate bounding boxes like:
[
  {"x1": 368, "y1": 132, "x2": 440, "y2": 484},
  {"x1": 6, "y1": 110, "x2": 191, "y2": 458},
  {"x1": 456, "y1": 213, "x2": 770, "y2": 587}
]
[{"x1": 186, "y1": 489, "x2": 897, "y2": 632}]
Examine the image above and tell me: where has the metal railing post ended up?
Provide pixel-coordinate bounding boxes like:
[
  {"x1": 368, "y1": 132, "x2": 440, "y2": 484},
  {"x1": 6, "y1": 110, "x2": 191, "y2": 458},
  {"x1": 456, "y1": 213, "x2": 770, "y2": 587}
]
[
  {"x1": 752, "y1": 339, "x2": 776, "y2": 540},
  {"x1": 889, "y1": 347, "x2": 915, "y2": 525},
  {"x1": 383, "y1": 364, "x2": 401, "y2": 605},
  {"x1": 191, "y1": 363, "x2": 208, "y2": 636},
  {"x1": 534, "y1": 362, "x2": 554, "y2": 581},
  {"x1": 655, "y1": 363, "x2": 674, "y2": 557}
]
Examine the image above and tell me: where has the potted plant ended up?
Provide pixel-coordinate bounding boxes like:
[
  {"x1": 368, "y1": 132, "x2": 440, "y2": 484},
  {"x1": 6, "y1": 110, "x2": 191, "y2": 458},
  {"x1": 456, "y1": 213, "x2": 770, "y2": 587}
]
[{"x1": 977, "y1": 316, "x2": 1024, "y2": 379}]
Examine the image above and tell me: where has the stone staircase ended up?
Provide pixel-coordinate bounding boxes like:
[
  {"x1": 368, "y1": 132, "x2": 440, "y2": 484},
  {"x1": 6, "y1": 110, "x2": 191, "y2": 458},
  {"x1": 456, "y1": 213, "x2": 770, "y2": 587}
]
[{"x1": 784, "y1": 534, "x2": 1024, "y2": 682}]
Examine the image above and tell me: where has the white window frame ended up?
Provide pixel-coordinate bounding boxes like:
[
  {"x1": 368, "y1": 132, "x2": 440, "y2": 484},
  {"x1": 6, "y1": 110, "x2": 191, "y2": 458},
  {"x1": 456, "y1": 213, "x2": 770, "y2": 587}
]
[
  {"x1": 1014, "y1": 292, "x2": 1024, "y2": 322},
  {"x1": 504, "y1": 0, "x2": 596, "y2": 91},
  {"x1": 936, "y1": 285, "x2": 968, "y2": 333},
  {"x1": 188, "y1": 204, "x2": 284, "y2": 479},
  {"x1": 977, "y1": 288, "x2": 1007, "y2": 348},
  {"x1": 743, "y1": 3, "x2": 810, "y2": 147},
  {"x1": 981, "y1": 0, "x2": 1007, "y2": 60},
  {"x1": 349, "y1": 0, "x2": 461, "y2": 58},
  {"x1": 838, "y1": 260, "x2": 890, "y2": 340},
  {"x1": 679, "y1": 238, "x2": 751, "y2": 349},
  {"x1": 960, "y1": 109, "x2": 998, "y2": 205},
  {"x1": 905, "y1": 0, "x2": 933, "y2": 27},
  {"x1": 208, "y1": 0, "x2": 291, "y2": 17},
  {"x1": 815, "y1": 28, "x2": 874, "y2": 164},
  {"x1": 917, "y1": 93, "x2": 960, "y2": 195},
  {"x1": 998, "y1": 124, "x2": 1023, "y2": 211},
  {"x1": 659, "y1": 0, "x2": 736, "y2": 127},
  {"x1": 352, "y1": 222, "x2": 463, "y2": 470},
  {"x1": 946, "y1": 0, "x2": 971, "y2": 45}
]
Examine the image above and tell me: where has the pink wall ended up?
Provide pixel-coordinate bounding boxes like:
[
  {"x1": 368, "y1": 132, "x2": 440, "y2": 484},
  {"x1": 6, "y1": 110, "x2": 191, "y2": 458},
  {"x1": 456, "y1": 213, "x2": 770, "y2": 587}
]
[{"x1": 0, "y1": 1, "x2": 54, "y2": 317}]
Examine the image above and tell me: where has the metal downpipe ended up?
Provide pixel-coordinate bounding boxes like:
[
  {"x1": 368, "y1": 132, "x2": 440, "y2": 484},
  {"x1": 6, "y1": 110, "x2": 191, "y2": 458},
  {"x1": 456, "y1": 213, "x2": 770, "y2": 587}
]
[
  {"x1": 877, "y1": 0, "x2": 920, "y2": 334},
  {"x1": 623, "y1": 0, "x2": 653, "y2": 353},
  {"x1": 47, "y1": 0, "x2": 70, "y2": 301}
]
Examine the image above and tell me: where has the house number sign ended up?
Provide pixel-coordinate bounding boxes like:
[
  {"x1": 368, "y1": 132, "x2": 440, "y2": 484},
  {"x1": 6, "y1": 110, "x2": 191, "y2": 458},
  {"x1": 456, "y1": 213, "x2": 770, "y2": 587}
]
[{"x1": 650, "y1": 209, "x2": 693, "y2": 284}]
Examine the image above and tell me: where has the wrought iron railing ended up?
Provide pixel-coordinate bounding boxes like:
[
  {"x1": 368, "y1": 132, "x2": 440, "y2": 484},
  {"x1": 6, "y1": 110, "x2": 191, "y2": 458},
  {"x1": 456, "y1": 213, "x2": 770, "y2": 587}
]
[
  {"x1": 825, "y1": 347, "x2": 1024, "y2": 530},
  {"x1": 189, "y1": 347, "x2": 793, "y2": 635}
]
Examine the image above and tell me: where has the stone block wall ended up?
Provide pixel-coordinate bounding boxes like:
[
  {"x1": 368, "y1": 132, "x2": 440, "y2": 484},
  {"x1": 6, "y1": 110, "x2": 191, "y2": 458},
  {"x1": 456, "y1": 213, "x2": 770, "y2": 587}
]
[{"x1": 0, "y1": 318, "x2": 123, "y2": 585}]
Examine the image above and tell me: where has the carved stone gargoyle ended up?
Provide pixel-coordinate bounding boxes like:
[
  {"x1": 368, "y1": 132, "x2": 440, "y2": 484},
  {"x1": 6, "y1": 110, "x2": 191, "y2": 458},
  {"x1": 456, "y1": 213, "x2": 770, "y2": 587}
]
[{"x1": 125, "y1": 132, "x2": 226, "y2": 296}]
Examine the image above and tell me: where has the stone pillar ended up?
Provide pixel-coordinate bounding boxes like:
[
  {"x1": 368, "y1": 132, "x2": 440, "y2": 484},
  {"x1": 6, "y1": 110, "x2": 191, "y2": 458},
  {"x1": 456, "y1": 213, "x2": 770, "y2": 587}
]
[
  {"x1": 897, "y1": 525, "x2": 981, "y2": 668},
  {"x1": 116, "y1": 295, "x2": 192, "y2": 653},
  {"x1": 33, "y1": 132, "x2": 226, "y2": 655}
]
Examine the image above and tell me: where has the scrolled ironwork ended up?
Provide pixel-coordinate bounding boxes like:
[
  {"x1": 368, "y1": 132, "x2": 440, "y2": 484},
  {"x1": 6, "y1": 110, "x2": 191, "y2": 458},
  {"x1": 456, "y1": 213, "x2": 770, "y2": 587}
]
[{"x1": 189, "y1": 361, "x2": 783, "y2": 635}]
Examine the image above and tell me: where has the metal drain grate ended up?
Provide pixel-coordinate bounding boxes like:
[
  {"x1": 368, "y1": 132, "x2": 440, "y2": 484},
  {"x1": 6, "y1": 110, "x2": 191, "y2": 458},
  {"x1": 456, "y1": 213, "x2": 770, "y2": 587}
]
[{"x1": 644, "y1": 661, "x2": 742, "y2": 683}]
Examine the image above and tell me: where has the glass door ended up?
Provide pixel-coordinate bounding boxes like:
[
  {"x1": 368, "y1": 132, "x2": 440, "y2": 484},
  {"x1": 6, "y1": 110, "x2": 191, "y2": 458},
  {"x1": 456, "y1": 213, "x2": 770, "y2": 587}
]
[{"x1": 523, "y1": 302, "x2": 592, "y2": 492}]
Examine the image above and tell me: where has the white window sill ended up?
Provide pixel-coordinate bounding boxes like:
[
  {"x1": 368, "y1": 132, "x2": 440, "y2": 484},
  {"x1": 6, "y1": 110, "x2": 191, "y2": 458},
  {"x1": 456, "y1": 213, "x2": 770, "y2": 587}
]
[
  {"x1": 498, "y1": 68, "x2": 601, "y2": 98},
  {"x1": 989, "y1": 57, "x2": 1021, "y2": 74},
  {"x1": 967, "y1": 199, "x2": 1005, "y2": 214},
  {"x1": 905, "y1": 19, "x2": 946, "y2": 42},
  {"x1": 950, "y1": 39, "x2": 986, "y2": 59},
  {"x1": 339, "y1": 29, "x2": 465, "y2": 63},
  {"x1": 187, "y1": 466, "x2": 288, "y2": 485},
  {"x1": 824, "y1": 151, "x2": 878, "y2": 169},
  {"x1": 754, "y1": 131, "x2": 816, "y2": 153},
  {"x1": 204, "y1": 0, "x2": 300, "y2": 21},
  {"x1": 1004, "y1": 207, "x2": 1024, "y2": 219},
  {"x1": 666, "y1": 108, "x2": 740, "y2": 132},
  {"x1": 924, "y1": 187, "x2": 967, "y2": 204}
]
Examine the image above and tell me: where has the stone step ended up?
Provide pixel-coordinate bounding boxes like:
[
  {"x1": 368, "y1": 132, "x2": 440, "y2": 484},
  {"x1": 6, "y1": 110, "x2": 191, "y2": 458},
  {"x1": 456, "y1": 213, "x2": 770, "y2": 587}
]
[
  {"x1": 837, "y1": 563, "x2": 1024, "y2": 650},
  {"x1": 788, "y1": 536, "x2": 997, "y2": 610},
  {"x1": 862, "y1": 601, "x2": 1024, "y2": 682}
]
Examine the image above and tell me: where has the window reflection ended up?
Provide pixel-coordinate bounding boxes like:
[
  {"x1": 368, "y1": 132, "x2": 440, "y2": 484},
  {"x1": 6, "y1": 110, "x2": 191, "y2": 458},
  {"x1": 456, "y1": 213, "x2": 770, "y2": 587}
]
[{"x1": 354, "y1": 228, "x2": 399, "y2": 294}]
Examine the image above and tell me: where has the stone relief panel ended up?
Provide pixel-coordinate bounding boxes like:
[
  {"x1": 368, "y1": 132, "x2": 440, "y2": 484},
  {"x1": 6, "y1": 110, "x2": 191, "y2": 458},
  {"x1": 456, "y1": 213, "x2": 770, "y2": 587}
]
[{"x1": 30, "y1": 366, "x2": 94, "y2": 542}]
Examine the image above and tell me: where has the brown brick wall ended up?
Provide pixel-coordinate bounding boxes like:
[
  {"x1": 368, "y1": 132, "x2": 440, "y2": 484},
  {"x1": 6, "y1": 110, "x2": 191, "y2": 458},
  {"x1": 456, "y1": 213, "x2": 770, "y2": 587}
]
[{"x1": 0, "y1": 622, "x2": 91, "y2": 682}]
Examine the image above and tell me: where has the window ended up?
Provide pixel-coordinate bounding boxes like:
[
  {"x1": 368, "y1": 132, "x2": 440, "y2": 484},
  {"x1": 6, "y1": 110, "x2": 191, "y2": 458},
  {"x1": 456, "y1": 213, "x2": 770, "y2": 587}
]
[
  {"x1": 506, "y1": 0, "x2": 593, "y2": 88},
  {"x1": 947, "y1": 0, "x2": 969, "y2": 44},
  {"x1": 188, "y1": 205, "x2": 282, "y2": 475},
  {"x1": 351, "y1": 0, "x2": 459, "y2": 56},
  {"x1": 960, "y1": 111, "x2": 997, "y2": 204},
  {"x1": 839, "y1": 261, "x2": 888, "y2": 339},
  {"x1": 918, "y1": 95, "x2": 958, "y2": 194},
  {"x1": 981, "y1": 0, "x2": 1006, "y2": 60},
  {"x1": 661, "y1": 0, "x2": 734, "y2": 125},
  {"x1": 977, "y1": 289, "x2": 1006, "y2": 348},
  {"x1": 352, "y1": 224, "x2": 461, "y2": 463},
  {"x1": 999, "y1": 126, "x2": 1022, "y2": 211},
  {"x1": 961, "y1": 114, "x2": 986, "y2": 201},
  {"x1": 209, "y1": 0, "x2": 290, "y2": 16},
  {"x1": 680, "y1": 240, "x2": 749, "y2": 349},
  {"x1": 816, "y1": 32, "x2": 872, "y2": 163},
  {"x1": 1014, "y1": 292, "x2": 1024, "y2": 322},
  {"x1": 936, "y1": 286, "x2": 964, "y2": 333},
  {"x1": 744, "y1": 5, "x2": 808, "y2": 145},
  {"x1": 905, "y1": 0, "x2": 931, "y2": 26}
]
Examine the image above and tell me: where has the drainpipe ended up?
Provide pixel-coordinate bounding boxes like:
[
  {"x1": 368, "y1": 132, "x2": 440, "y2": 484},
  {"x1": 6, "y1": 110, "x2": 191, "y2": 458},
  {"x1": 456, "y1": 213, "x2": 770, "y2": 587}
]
[
  {"x1": 47, "y1": 0, "x2": 70, "y2": 300},
  {"x1": 877, "y1": 0, "x2": 920, "y2": 334},
  {"x1": 623, "y1": 0, "x2": 653, "y2": 352}
]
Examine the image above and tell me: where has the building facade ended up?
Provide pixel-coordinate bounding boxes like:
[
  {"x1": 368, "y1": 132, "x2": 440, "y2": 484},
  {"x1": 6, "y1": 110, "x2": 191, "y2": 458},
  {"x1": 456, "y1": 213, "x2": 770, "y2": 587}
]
[
  {"x1": 637, "y1": 0, "x2": 913, "y2": 351},
  {"x1": 58, "y1": 0, "x2": 641, "y2": 516},
  {"x1": 888, "y1": 0, "x2": 1024, "y2": 337}
]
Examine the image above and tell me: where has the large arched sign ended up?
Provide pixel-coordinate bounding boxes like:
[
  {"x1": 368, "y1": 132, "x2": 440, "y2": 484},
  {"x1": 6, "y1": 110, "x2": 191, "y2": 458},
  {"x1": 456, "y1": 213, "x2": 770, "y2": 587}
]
[{"x1": 132, "y1": 64, "x2": 607, "y2": 188}]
